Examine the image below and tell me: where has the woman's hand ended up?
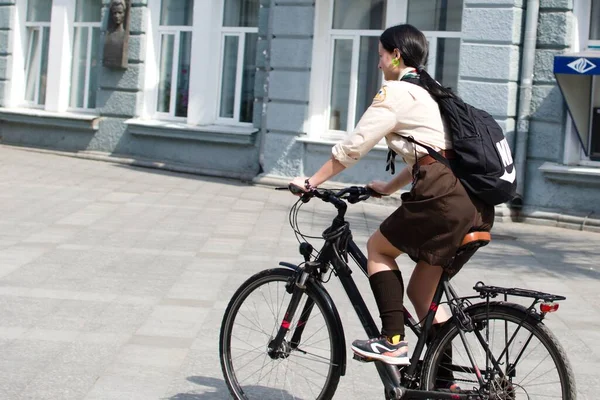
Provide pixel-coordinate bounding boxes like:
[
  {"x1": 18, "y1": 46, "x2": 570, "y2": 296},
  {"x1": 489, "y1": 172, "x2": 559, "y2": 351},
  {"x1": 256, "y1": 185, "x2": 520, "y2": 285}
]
[
  {"x1": 289, "y1": 176, "x2": 310, "y2": 195},
  {"x1": 367, "y1": 180, "x2": 391, "y2": 197}
]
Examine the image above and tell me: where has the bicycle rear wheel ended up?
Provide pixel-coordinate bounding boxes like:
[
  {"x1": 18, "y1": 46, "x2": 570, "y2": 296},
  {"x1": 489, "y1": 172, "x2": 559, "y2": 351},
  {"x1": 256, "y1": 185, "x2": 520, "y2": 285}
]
[
  {"x1": 422, "y1": 303, "x2": 576, "y2": 399},
  {"x1": 220, "y1": 267, "x2": 343, "y2": 399}
]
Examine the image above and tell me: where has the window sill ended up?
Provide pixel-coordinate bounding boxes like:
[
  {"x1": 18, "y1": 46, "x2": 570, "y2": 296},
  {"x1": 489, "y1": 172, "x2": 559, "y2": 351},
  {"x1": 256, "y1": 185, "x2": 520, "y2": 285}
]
[
  {"x1": 0, "y1": 108, "x2": 101, "y2": 131},
  {"x1": 125, "y1": 119, "x2": 258, "y2": 146},
  {"x1": 539, "y1": 162, "x2": 600, "y2": 186}
]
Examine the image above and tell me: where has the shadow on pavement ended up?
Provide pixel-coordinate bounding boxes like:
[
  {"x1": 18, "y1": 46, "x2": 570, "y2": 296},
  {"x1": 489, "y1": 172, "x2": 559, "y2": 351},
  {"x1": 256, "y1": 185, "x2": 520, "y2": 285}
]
[
  {"x1": 112, "y1": 163, "x2": 251, "y2": 186},
  {"x1": 168, "y1": 376, "x2": 298, "y2": 400}
]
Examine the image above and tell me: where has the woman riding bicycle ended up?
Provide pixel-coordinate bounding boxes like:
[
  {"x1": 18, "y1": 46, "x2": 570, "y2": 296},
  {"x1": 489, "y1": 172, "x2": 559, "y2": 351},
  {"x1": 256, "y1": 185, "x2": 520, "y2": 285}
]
[{"x1": 290, "y1": 24, "x2": 494, "y2": 368}]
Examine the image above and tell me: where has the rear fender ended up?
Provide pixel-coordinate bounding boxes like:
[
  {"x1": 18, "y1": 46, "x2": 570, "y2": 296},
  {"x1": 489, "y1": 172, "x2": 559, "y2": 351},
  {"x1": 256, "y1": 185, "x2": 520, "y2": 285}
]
[{"x1": 464, "y1": 301, "x2": 543, "y2": 323}]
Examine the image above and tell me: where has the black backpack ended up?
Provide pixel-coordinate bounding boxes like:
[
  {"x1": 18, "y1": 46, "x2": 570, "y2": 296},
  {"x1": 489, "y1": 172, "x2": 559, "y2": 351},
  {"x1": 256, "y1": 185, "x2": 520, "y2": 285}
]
[{"x1": 392, "y1": 77, "x2": 517, "y2": 206}]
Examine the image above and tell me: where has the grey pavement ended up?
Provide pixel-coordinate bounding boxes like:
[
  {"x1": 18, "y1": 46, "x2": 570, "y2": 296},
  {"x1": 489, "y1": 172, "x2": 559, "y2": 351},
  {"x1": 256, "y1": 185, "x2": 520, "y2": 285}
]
[{"x1": 0, "y1": 144, "x2": 599, "y2": 399}]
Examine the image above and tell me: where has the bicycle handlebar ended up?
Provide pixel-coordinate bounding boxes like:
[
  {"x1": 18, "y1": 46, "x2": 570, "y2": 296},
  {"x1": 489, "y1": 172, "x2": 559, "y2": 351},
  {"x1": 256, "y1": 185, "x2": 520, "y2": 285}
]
[{"x1": 287, "y1": 184, "x2": 378, "y2": 205}]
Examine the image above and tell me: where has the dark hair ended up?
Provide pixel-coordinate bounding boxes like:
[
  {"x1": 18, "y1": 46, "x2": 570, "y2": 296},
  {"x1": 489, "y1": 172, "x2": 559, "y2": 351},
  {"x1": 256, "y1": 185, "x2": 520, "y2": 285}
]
[{"x1": 380, "y1": 24, "x2": 455, "y2": 99}]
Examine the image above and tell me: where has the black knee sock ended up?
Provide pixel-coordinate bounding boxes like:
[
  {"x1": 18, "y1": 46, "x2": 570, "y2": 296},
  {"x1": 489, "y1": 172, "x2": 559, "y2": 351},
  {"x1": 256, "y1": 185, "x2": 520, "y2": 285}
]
[{"x1": 369, "y1": 270, "x2": 405, "y2": 339}]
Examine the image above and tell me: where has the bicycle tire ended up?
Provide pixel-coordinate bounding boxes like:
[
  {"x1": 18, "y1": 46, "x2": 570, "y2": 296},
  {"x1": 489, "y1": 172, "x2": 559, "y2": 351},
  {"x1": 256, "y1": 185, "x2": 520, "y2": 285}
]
[
  {"x1": 220, "y1": 267, "x2": 344, "y2": 400},
  {"x1": 421, "y1": 303, "x2": 576, "y2": 399}
]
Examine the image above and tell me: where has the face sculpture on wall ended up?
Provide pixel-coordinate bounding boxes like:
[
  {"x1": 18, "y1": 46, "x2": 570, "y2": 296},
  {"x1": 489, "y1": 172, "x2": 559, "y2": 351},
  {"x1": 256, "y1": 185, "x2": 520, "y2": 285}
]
[{"x1": 103, "y1": 0, "x2": 130, "y2": 69}]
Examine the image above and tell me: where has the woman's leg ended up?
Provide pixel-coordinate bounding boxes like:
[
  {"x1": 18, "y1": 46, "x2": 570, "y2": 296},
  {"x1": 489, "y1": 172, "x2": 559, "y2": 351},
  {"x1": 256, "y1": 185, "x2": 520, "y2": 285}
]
[
  {"x1": 350, "y1": 230, "x2": 410, "y2": 365},
  {"x1": 406, "y1": 260, "x2": 450, "y2": 325},
  {"x1": 366, "y1": 230, "x2": 404, "y2": 339},
  {"x1": 407, "y1": 261, "x2": 458, "y2": 390},
  {"x1": 366, "y1": 229, "x2": 402, "y2": 276}
]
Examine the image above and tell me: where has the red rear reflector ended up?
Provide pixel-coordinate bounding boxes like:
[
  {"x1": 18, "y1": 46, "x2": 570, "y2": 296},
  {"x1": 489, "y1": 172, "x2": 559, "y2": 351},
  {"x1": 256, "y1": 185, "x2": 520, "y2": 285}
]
[{"x1": 540, "y1": 302, "x2": 559, "y2": 313}]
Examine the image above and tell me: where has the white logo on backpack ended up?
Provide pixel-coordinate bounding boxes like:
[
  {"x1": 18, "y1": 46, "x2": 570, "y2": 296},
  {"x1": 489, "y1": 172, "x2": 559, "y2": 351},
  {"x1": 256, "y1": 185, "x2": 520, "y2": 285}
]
[{"x1": 496, "y1": 138, "x2": 516, "y2": 183}]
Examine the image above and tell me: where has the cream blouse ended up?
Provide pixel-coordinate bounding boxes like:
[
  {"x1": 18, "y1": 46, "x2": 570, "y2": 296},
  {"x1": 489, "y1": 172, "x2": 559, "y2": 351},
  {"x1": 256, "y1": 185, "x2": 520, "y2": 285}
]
[{"x1": 332, "y1": 68, "x2": 451, "y2": 168}]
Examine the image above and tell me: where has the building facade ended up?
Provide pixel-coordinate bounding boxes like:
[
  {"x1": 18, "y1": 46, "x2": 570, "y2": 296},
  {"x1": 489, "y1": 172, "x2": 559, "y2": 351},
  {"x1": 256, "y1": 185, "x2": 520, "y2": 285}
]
[{"x1": 0, "y1": 0, "x2": 599, "y2": 230}]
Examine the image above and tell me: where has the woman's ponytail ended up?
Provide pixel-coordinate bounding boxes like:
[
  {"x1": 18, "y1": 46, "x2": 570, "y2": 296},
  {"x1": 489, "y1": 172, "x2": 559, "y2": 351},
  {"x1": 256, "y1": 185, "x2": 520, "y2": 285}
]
[
  {"x1": 380, "y1": 24, "x2": 457, "y2": 101},
  {"x1": 417, "y1": 68, "x2": 456, "y2": 100}
]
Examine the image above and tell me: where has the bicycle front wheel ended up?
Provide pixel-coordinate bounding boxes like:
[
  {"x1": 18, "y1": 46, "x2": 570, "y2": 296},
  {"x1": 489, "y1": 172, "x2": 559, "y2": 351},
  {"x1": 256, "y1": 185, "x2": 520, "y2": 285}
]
[
  {"x1": 219, "y1": 267, "x2": 344, "y2": 399},
  {"x1": 422, "y1": 303, "x2": 576, "y2": 399}
]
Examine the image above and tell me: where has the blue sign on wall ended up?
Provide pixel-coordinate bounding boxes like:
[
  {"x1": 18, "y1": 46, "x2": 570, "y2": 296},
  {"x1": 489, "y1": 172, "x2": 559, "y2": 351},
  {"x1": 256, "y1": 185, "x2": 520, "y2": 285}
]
[{"x1": 554, "y1": 55, "x2": 600, "y2": 75}]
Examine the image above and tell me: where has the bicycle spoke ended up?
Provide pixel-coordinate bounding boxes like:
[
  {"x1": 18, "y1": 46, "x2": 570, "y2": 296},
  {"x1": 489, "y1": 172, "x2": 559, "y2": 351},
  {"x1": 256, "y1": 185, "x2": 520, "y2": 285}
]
[
  {"x1": 293, "y1": 348, "x2": 336, "y2": 366},
  {"x1": 250, "y1": 297, "x2": 266, "y2": 336},
  {"x1": 232, "y1": 321, "x2": 271, "y2": 338},
  {"x1": 425, "y1": 308, "x2": 572, "y2": 400},
  {"x1": 222, "y1": 271, "x2": 339, "y2": 399},
  {"x1": 231, "y1": 342, "x2": 267, "y2": 355},
  {"x1": 294, "y1": 342, "x2": 331, "y2": 354},
  {"x1": 519, "y1": 380, "x2": 562, "y2": 387},
  {"x1": 517, "y1": 354, "x2": 554, "y2": 387},
  {"x1": 237, "y1": 309, "x2": 271, "y2": 337},
  {"x1": 286, "y1": 358, "x2": 330, "y2": 382},
  {"x1": 234, "y1": 349, "x2": 271, "y2": 375},
  {"x1": 294, "y1": 322, "x2": 327, "y2": 348},
  {"x1": 259, "y1": 283, "x2": 278, "y2": 330},
  {"x1": 243, "y1": 357, "x2": 280, "y2": 386}
]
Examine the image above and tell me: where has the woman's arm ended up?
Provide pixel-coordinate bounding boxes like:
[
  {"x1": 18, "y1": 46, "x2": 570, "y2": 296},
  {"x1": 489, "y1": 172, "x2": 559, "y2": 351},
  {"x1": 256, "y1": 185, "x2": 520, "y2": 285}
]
[
  {"x1": 384, "y1": 166, "x2": 413, "y2": 193},
  {"x1": 369, "y1": 166, "x2": 412, "y2": 195},
  {"x1": 290, "y1": 156, "x2": 346, "y2": 190},
  {"x1": 290, "y1": 84, "x2": 397, "y2": 191}
]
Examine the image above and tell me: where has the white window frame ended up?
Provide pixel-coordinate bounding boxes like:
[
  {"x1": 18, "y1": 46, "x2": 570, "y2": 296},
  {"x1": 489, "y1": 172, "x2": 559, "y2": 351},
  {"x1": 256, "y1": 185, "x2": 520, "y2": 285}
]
[
  {"x1": 69, "y1": 3, "x2": 102, "y2": 112},
  {"x1": 215, "y1": 25, "x2": 258, "y2": 126},
  {"x1": 23, "y1": 16, "x2": 50, "y2": 107},
  {"x1": 155, "y1": 23, "x2": 193, "y2": 120},
  {"x1": 143, "y1": 0, "x2": 258, "y2": 128},
  {"x1": 307, "y1": 0, "x2": 463, "y2": 139},
  {"x1": 582, "y1": 0, "x2": 600, "y2": 50},
  {"x1": 563, "y1": 0, "x2": 600, "y2": 166},
  {"x1": 7, "y1": 0, "x2": 82, "y2": 114}
]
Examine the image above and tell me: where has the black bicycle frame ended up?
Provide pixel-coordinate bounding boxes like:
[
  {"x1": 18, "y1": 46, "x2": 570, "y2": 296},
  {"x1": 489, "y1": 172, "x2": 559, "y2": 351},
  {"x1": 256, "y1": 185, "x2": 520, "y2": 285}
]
[
  {"x1": 316, "y1": 233, "x2": 480, "y2": 399},
  {"x1": 343, "y1": 239, "x2": 480, "y2": 399},
  {"x1": 272, "y1": 217, "x2": 481, "y2": 398}
]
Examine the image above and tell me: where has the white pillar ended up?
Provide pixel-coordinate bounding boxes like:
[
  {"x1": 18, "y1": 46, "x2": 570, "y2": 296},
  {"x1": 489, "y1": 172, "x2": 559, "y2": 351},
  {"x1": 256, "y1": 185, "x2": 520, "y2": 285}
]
[
  {"x1": 186, "y1": 0, "x2": 220, "y2": 125},
  {"x1": 44, "y1": 0, "x2": 75, "y2": 112}
]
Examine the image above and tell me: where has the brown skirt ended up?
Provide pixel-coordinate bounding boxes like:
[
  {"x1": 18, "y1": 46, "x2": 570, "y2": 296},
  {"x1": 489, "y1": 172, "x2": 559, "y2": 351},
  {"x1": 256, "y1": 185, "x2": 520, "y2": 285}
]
[{"x1": 380, "y1": 162, "x2": 494, "y2": 273}]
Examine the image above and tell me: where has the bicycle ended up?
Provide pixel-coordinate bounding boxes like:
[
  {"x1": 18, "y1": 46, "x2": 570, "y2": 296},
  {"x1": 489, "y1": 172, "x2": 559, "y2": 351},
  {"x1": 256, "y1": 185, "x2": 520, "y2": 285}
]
[{"x1": 219, "y1": 185, "x2": 576, "y2": 399}]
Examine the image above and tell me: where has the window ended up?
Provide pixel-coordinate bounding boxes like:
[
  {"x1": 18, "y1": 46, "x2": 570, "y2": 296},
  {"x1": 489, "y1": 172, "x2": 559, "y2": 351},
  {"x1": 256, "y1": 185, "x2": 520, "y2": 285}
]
[
  {"x1": 70, "y1": 0, "x2": 102, "y2": 109},
  {"x1": 589, "y1": 0, "x2": 600, "y2": 49},
  {"x1": 24, "y1": 0, "x2": 52, "y2": 106},
  {"x1": 328, "y1": 0, "x2": 385, "y2": 132},
  {"x1": 143, "y1": 0, "x2": 260, "y2": 126},
  {"x1": 156, "y1": 0, "x2": 193, "y2": 118},
  {"x1": 217, "y1": 0, "x2": 259, "y2": 124},
  {"x1": 584, "y1": 2, "x2": 600, "y2": 161},
  {"x1": 563, "y1": 0, "x2": 600, "y2": 164},
  {"x1": 407, "y1": 0, "x2": 462, "y2": 90},
  {"x1": 310, "y1": 0, "x2": 463, "y2": 137}
]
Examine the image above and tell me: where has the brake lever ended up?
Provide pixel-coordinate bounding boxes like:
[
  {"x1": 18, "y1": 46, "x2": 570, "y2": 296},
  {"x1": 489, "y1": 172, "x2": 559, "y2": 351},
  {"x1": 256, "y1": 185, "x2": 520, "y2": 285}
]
[{"x1": 357, "y1": 194, "x2": 371, "y2": 202}]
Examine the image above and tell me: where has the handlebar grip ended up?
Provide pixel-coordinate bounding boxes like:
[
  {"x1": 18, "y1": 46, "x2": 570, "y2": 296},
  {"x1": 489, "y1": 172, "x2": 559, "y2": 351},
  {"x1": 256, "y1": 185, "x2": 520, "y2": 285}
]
[{"x1": 288, "y1": 183, "x2": 307, "y2": 196}]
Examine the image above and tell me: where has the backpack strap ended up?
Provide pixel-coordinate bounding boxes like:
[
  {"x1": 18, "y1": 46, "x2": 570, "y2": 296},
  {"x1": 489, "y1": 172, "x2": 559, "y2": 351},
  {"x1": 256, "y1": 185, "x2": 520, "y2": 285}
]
[
  {"x1": 403, "y1": 136, "x2": 452, "y2": 169},
  {"x1": 384, "y1": 75, "x2": 452, "y2": 173}
]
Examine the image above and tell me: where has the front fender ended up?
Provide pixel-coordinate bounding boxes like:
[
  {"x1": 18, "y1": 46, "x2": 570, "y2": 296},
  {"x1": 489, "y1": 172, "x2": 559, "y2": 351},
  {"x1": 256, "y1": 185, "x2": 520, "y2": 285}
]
[
  {"x1": 278, "y1": 261, "x2": 300, "y2": 272},
  {"x1": 278, "y1": 261, "x2": 347, "y2": 376}
]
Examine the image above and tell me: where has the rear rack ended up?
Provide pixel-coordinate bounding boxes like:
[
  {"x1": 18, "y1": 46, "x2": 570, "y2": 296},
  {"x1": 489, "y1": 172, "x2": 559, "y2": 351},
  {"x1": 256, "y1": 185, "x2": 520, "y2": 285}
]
[{"x1": 473, "y1": 281, "x2": 566, "y2": 302}]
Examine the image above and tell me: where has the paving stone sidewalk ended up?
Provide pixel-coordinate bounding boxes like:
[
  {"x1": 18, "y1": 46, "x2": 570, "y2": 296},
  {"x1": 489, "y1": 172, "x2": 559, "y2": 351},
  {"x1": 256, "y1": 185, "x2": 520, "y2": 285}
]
[{"x1": 0, "y1": 145, "x2": 599, "y2": 399}]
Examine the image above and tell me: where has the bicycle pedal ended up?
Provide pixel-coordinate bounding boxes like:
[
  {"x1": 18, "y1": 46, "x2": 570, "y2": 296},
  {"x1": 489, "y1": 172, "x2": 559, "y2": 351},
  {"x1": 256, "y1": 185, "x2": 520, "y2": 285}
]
[{"x1": 352, "y1": 353, "x2": 375, "y2": 363}]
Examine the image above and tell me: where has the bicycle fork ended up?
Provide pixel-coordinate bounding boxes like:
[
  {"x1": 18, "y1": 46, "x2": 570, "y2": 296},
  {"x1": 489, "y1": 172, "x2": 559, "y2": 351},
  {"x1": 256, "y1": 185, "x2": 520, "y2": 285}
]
[{"x1": 267, "y1": 270, "x2": 311, "y2": 359}]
